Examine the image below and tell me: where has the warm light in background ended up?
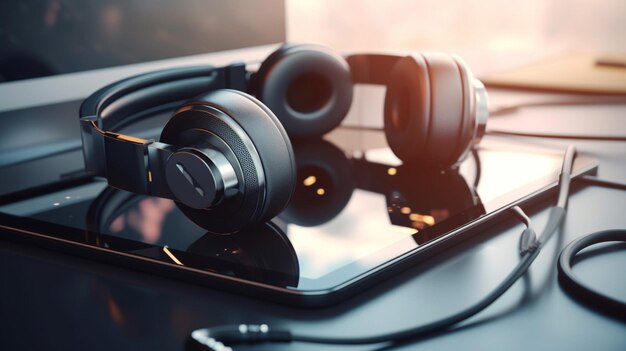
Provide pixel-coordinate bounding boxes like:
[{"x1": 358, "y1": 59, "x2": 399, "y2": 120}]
[
  {"x1": 287, "y1": 0, "x2": 625, "y2": 51},
  {"x1": 287, "y1": 0, "x2": 625, "y2": 74}
]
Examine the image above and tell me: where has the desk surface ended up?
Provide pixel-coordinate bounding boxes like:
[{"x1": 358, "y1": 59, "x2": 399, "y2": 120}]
[{"x1": 1, "y1": 88, "x2": 625, "y2": 350}]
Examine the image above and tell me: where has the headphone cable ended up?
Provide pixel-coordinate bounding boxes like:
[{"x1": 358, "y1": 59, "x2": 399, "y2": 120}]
[
  {"x1": 485, "y1": 129, "x2": 626, "y2": 142},
  {"x1": 488, "y1": 96, "x2": 626, "y2": 117},
  {"x1": 338, "y1": 125, "x2": 626, "y2": 142},
  {"x1": 485, "y1": 95, "x2": 626, "y2": 141}
]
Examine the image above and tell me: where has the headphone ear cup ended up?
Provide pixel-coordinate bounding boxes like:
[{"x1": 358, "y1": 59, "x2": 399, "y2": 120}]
[
  {"x1": 384, "y1": 53, "x2": 473, "y2": 168},
  {"x1": 160, "y1": 89, "x2": 296, "y2": 233},
  {"x1": 252, "y1": 44, "x2": 353, "y2": 138}
]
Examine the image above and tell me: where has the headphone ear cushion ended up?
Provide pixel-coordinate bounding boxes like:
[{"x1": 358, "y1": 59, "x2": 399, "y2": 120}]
[
  {"x1": 252, "y1": 44, "x2": 353, "y2": 138},
  {"x1": 160, "y1": 89, "x2": 296, "y2": 233},
  {"x1": 384, "y1": 53, "x2": 472, "y2": 168}
]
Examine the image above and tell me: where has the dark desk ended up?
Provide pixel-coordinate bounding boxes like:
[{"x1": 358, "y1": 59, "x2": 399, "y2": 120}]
[{"x1": 1, "y1": 89, "x2": 625, "y2": 350}]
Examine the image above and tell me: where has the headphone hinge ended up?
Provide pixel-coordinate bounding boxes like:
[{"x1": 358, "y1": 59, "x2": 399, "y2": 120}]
[
  {"x1": 102, "y1": 132, "x2": 152, "y2": 195},
  {"x1": 224, "y1": 63, "x2": 248, "y2": 91},
  {"x1": 80, "y1": 116, "x2": 106, "y2": 176}
]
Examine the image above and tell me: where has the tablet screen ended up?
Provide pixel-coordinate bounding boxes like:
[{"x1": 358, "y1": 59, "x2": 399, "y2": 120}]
[{"x1": 0, "y1": 129, "x2": 597, "y2": 291}]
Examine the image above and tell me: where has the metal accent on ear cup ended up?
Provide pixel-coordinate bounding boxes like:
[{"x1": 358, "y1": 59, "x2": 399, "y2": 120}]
[
  {"x1": 454, "y1": 77, "x2": 490, "y2": 166},
  {"x1": 472, "y1": 79, "x2": 489, "y2": 144},
  {"x1": 165, "y1": 148, "x2": 239, "y2": 209}
]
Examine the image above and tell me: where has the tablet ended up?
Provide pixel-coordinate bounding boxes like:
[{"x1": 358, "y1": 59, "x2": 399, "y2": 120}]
[{"x1": 0, "y1": 128, "x2": 597, "y2": 306}]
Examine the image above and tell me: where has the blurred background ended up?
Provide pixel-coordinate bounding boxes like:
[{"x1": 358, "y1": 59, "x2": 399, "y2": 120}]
[
  {"x1": 286, "y1": 0, "x2": 626, "y2": 74},
  {"x1": 2, "y1": 0, "x2": 623, "y2": 80},
  {"x1": 1, "y1": 0, "x2": 624, "y2": 165}
]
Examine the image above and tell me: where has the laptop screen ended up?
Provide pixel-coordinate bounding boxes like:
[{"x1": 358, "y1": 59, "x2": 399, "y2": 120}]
[{"x1": 0, "y1": 0, "x2": 286, "y2": 82}]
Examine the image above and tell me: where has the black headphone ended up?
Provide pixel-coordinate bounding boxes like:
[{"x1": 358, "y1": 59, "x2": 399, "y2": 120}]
[{"x1": 79, "y1": 44, "x2": 489, "y2": 233}]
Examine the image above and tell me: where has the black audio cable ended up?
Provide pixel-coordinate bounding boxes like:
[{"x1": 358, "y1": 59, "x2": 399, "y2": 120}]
[
  {"x1": 488, "y1": 96, "x2": 626, "y2": 117},
  {"x1": 485, "y1": 96, "x2": 626, "y2": 141},
  {"x1": 484, "y1": 129, "x2": 626, "y2": 142},
  {"x1": 556, "y1": 174, "x2": 626, "y2": 321},
  {"x1": 558, "y1": 229, "x2": 626, "y2": 321},
  {"x1": 187, "y1": 146, "x2": 578, "y2": 351},
  {"x1": 339, "y1": 125, "x2": 626, "y2": 142}
]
